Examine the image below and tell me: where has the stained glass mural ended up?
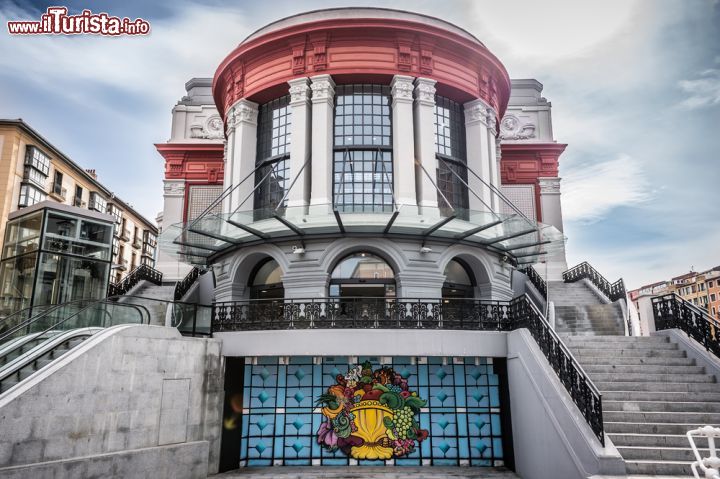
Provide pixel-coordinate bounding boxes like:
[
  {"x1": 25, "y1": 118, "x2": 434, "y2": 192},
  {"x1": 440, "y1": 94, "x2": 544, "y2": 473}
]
[{"x1": 239, "y1": 356, "x2": 506, "y2": 467}]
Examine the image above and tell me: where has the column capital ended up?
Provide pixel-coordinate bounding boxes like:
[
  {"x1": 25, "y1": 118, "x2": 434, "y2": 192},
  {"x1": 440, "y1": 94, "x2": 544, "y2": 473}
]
[
  {"x1": 464, "y1": 98, "x2": 491, "y2": 126},
  {"x1": 288, "y1": 77, "x2": 311, "y2": 105},
  {"x1": 310, "y1": 74, "x2": 336, "y2": 104},
  {"x1": 163, "y1": 179, "x2": 185, "y2": 198},
  {"x1": 414, "y1": 77, "x2": 437, "y2": 106},
  {"x1": 227, "y1": 98, "x2": 259, "y2": 132},
  {"x1": 538, "y1": 177, "x2": 562, "y2": 195},
  {"x1": 391, "y1": 75, "x2": 415, "y2": 106}
]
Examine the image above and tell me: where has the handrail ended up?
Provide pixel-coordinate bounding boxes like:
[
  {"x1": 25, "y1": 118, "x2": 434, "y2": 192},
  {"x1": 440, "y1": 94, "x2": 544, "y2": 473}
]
[
  {"x1": 520, "y1": 265, "x2": 547, "y2": 299},
  {"x1": 510, "y1": 294, "x2": 604, "y2": 445},
  {"x1": 174, "y1": 266, "x2": 208, "y2": 301},
  {"x1": 211, "y1": 294, "x2": 605, "y2": 445},
  {"x1": 562, "y1": 262, "x2": 626, "y2": 303},
  {"x1": 108, "y1": 264, "x2": 163, "y2": 297},
  {"x1": 652, "y1": 293, "x2": 719, "y2": 359}
]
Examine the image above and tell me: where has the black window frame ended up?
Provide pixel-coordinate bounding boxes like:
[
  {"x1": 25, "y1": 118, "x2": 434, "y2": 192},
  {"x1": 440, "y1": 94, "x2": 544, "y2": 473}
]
[
  {"x1": 332, "y1": 84, "x2": 394, "y2": 213},
  {"x1": 253, "y1": 95, "x2": 292, "y2": 219},
  {"x1": 434, "y1": 96, "x2": 469, "y2": 217}
]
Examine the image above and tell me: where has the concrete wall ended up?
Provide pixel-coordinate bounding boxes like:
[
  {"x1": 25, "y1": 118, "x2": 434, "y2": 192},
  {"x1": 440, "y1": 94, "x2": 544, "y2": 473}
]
[
  {"x1": 506, "y1": 329, "x2": 625, "y2": 479},
  {"x1": 0, "y1": 325, "x2": 223, "y2": 478}
]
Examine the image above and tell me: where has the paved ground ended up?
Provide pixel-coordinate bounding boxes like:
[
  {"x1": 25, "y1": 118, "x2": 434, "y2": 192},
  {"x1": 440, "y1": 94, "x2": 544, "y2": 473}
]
[{"x1": 212, "y1": 467, "x2": 520, "y2": 478}]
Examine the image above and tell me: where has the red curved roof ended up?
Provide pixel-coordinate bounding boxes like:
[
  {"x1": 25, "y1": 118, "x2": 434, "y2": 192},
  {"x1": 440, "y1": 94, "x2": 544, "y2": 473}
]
[{"x1": 212, "y1": 10, "x2": 511, "y2": 122}]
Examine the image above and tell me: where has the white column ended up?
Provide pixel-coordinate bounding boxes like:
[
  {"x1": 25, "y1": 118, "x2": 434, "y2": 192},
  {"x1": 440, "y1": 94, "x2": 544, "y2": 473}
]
[
  {"x1": 222, "y1": 137, "x2": 233, "y2": 213},
  {"x1": 390, "y1": 75, "x2": 417, "y2": 207},
  {"x1": 464, "y1": 99, "x2": 492, "y2": 212},
  {"x1": 538, "y1": 177, "x2": 564, "y2": 232},
  {"x1": 156, "y1": 180, "x2": 192, "y2": 281},
  {"x1": 486, "y1": 113, "x2": 500, "y2": 211},
  {"x1": 309, "y1": 74, "x2": 335, "y2": 208},
  {"x1": 287, "y1": 77, "x2": 312, "y2": 209},
  {"x1": 225, "y1": 99, "x2": 258, "y2": 213},
  {"x1": 413, "y1": 77, "x2": 438, "y2": 210}
]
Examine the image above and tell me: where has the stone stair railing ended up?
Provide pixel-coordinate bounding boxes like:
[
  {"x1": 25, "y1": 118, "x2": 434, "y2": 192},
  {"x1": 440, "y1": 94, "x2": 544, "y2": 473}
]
[
  {"x1": 562, "y1": 262, "x2": 626, "y2": 303},
  {"x1": 108, "y1": 264, "x2": 163, "y2": 298}
]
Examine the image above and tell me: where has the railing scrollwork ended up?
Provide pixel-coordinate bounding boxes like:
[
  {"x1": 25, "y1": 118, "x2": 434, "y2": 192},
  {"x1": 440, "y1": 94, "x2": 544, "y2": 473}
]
[
  {"x1": 652, "y1": 293, "x2": 720, "y2": 359},
  {"x1": 108, "y1": 264, "x2": 163, "y2": 297}
]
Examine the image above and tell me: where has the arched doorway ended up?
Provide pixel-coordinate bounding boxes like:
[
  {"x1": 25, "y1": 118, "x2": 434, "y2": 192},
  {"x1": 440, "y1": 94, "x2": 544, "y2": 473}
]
[
  {"x1": 248, "y1": 258, "x2": 284, "y2": 300},
  {"x1": 328, "y1": 252, "x2": 395, "y2": 298},
  {"x1": 442, "y1": 259, "x2": 475, "y2": 299}
]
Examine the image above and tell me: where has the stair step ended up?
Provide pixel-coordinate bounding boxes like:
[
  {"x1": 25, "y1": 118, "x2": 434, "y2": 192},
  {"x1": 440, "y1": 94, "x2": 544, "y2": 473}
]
[
  {"x1": 604, "y1": 400, "x2": 720, "y2": 413},
  {"x1": 575, "y1": 356, "x2": 694, "y2": 366},
  {"x1": 602, "y1": 390, "x2": 720, "y2": 402},
  {"x1": 569, "y1": 342, "x2": 678, "y2": 350},
  {"x1": 608, "y1": 433, "x2": 692, "y2": 447},
  {"x1": 617, "y1": 445, "x2": 705, "y2": 462},
  {"x1": 624, "y1": 459, "x2": 692, "y2": 475},
  {"x1": 596, "y1": 381, "x2": 720, "y2": 392},
  {"x1": 590, "y1": 372, "x2": 714, "y2": 383},
  {"x1": 574, "y1": 349, "x2": 686, "y2": 358},
  {"x1": 604, "y1": 422, "x2": 712, "y2": 435},
  {"x1": 604, "y1": 410, "x2": 720, "y2": 423},
  {"x1": 584, "y1": 364, "x2": 705, "y2": 374},
  {"x1": 565, "y1": 335, "x2": 668, "y2": 343}
]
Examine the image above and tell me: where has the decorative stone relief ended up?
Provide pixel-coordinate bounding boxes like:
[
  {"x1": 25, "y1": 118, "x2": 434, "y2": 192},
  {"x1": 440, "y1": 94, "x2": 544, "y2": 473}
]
[
  {"x1": 464, "y1": 99, "x2": 491, "y2": 126},
  {"x1": 228, "y1": 101, "x2": 258, "y2": 128},
  {"x1": 190, "y1": 115, "x2": 225, "y2": 140},
  {"x1": 486, "y1": 109, "x2": 497, "y2": 135},
  {"x1": 499, "y1": 115, "x2": 536, "y2": 140}
]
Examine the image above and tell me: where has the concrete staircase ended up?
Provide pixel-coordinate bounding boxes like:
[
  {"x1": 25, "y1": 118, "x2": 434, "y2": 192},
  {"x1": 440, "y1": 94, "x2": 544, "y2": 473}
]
[
  {"x1": 119, "y1": 281, "x2": 175, "y2": 326},
  {"x1": 549, "y1": 280, "x2": 625, "y2": 335},
  {"x1": 566, "y1": 335, "x2": 720, "y2": 476}
]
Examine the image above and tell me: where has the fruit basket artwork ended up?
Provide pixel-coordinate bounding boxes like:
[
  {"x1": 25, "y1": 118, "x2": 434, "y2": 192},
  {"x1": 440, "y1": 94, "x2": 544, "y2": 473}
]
[{"x1": 316, "y1": 361, "x2": 429, "y2": 459}]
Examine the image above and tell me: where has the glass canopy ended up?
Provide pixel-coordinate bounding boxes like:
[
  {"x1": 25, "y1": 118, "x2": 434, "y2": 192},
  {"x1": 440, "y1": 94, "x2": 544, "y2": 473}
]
[{"x1": 158, "y1": 203, "x2": 566, "y2": 267}]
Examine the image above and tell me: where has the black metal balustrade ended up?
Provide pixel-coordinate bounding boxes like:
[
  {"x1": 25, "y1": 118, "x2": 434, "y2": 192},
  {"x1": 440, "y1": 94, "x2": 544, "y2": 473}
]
[
  {"x1": 509, "y1": 295, "x2": 605, "y2": 445},
  {"x1": 652, "y1": 293, "x2": 720, "y2": 359},
  {"x1": 174, "y1": 266, "x2": 207, "y2": 301},
  {"x1": 108, "y1": 264, "x2": 163, "y2": 297},
  {"x1": 211, "y1": 294, "x2": 605, "y2": 445},
  {"x1": 521, "y1": 266, "x2": 547, "y2": 299},
  {"x1": 562, "y1": 262, "x2": 626, "y2": 302}
]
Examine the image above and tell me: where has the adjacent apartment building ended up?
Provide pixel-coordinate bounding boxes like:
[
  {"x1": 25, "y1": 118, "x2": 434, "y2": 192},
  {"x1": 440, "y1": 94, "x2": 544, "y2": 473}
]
[
  {"x1": 629, "y1": 265, "x2": 720, "y2": 322},
  {"x1": 0, "y1": 119, "x2": 158, "y2": 284}
]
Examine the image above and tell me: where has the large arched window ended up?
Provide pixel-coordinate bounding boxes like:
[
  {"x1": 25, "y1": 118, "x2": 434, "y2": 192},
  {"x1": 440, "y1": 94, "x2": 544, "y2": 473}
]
[
  {"x1": 442, "y1": 259, "x2": 475, "y2": 298},
  {"x1": 254, "y1": 96, "x2": 291, "y2": 218},
  {"x1": 248, "y1": 258, "x2": 284, "y2": 299},
  {"x1": 329, "y1": 252, "x2": 395, "y2": 298},
  {"x1": 333, "y1": 85, "x2": 393, "y2": 213},
  {"x1": 435, "y1": 96, "x2": 468, "y2": 217}
]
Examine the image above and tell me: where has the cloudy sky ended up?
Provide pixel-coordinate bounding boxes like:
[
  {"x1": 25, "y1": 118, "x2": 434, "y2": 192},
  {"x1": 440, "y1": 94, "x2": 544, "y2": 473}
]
[{"x1": 1, "y1": 0, "x2": 718, "y2": 288}]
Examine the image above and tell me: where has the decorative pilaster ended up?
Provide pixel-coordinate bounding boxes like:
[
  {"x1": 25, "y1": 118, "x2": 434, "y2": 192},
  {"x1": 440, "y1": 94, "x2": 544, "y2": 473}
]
[
  {"x1": 225, "y1": 99, "x2": 258, "y2": 212},
  {"x1": 413, "y1": 77, "x2": 438, "y2": 209},
  {"x1": 156, "y1": 179, "x2": 192, "y2": 281},
  {"x1": 287, "y1": 77, "x2": 312, "y2": 208},
  {"x1": 391, "y1": 75, "x2": 417, "y2": 207},
  {"x1": 464, "y1": 99, "x2": 493, "y2": 212},
  {"x1": 309, "y1": 74, "x2": 335, "y2": 207},
  {"x1": 485, "y1": 108, "x2": 500, "y2": 211},
  {"x1": 537, "y1": 177, "x2": 564, "y2": 232}
]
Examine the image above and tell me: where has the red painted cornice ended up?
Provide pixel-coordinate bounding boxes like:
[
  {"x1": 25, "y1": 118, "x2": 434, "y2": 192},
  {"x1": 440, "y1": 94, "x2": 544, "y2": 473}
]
[
  {"x1": 212, "y1": 16, "x2": 511, "y2": 122},
  {"x1": 155, "y1": 143, "x2": 224, "y2": 183}
]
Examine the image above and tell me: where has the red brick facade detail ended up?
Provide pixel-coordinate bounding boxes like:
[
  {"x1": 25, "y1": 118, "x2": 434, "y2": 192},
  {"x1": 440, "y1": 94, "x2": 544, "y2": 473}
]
[{"x1": 500, "y1": 143, "x2": 567, "y2": 221}]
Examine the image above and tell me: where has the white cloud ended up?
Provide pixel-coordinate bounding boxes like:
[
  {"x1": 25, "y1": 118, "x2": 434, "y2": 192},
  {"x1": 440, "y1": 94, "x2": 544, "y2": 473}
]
[
  {"x1": 562, "y1": 155, "x2": 652, "y2": 223},
  {"x1": 677, "y1": 69, "x2": 720, "y2": 109}
]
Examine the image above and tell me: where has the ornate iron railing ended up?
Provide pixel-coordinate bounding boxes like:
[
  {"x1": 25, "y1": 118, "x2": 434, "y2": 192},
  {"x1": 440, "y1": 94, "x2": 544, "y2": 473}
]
[
  {"x1": 211, "y1": 294, "x2": 605, "y2": 445},
  {"x1": 562, "y1": 262, "x2": 626, "y2": 303},
  {"x1": 652, "y1": 293, "x2": 720, "y2": 359},
  {"x1": 509, "y1": 295, "x2": 605, "y2": 445},
  {"x1": 108, "y1": 264, "x2": 163, "y2": 297},
  {"x1": 174, "y1": 266, "x2": 207, "y2": 301},
  {"x1": 521, "y1": 265, "x2": 547, "y2": 299},
  {"x1": 213, "y1": 297, "x2": 514, "y2": 331}
]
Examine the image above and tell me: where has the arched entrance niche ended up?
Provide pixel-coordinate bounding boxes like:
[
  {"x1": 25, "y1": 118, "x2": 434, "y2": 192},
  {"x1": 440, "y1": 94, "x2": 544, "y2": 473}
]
[
  {"x1": 248, "y1": 258, "x2": 284, "y2": 300},
  {"x1": 328, "y1": 252, "x2": 395, "y2": 298},
  {"x1": 442, "y1": 258, "x2": 475, "y2": 299}
]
